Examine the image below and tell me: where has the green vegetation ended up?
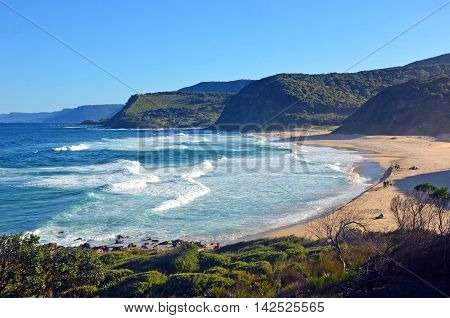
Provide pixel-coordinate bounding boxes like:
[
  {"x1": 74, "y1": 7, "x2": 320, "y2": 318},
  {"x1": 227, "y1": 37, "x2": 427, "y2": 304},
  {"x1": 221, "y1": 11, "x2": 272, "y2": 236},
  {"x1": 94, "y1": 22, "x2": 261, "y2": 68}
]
[
  {"x1": 215, "y1": 64, "x2": 450, "y2": 130},
  {"x1": 0, "y1": 236, "x2": 104, "y2": 297},
  {"x1": 1, "y1": 184, "x2": 449, "y2": 297},
  {"x1": 178, "y1": 80, "x2": 254, "y2": 93},
  {"x1": 104, "y1": 54, "x2": 450, "y2": 130},
  {"x1": 106, "y1": 92, "x2": 230, "y2": 128},
  {"x1": 335, "y1": 76, "x2": 450, "y2": 136}
]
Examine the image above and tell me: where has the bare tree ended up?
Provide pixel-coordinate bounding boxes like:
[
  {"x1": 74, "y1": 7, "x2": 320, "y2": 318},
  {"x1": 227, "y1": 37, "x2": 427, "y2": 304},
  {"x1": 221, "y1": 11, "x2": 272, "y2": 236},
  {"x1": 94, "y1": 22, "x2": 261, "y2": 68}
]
[
  {"x1": 308, "y1": 209, "x2": 367, "y2": 271},
  {"x1": 391, "y1": 188, "x2": 450, "y2": 272},
  {"x1": 390, "y1": 192, "x2": 434, "y2": 232},
  {"x1": 430, "y1": 196, "x2": 450, "y2": 273}
]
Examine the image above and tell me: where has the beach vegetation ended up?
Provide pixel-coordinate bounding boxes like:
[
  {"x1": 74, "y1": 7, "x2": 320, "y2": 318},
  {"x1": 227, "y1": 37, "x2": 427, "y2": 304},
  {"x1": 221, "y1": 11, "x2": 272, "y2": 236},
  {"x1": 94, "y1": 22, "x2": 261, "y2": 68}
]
[{"x1": 1, "y1": 184, "x2": 449, "y2": 297}]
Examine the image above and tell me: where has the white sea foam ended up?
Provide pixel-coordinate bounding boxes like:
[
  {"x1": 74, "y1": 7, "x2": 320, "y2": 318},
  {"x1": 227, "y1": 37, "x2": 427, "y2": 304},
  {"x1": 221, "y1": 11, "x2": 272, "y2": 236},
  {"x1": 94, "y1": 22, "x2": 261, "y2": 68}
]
[
  {"x1": 326, "y1": 163, "x2": 345, "y2": 172},
  {"x1": 153, "y1": 180, "x2": 211, "y2": 212},
  {"x1": 25, "y1": 159, "x2": 160, "y2": 193},
  {"x1": 53, "y1": 144, "x2": 90, "y2": 152},
  {"x1": 153, "y1": 161, "x2": 215, "y2": 212},
  {"x1": 285, "y1": 152, "x2": 301, "y2": 160},
  {"x1": 182, "y1": 160, "x2": 215, "y2": 179},
  {"x1": 188, "y1": 137, "x2": 211, "y2": 143},
  {"x1": 108, "y1": 175, "x2": 160, "y2": 192},
  {"x1": 84, "y1": 137, "x2": 190, "y2": 151}
]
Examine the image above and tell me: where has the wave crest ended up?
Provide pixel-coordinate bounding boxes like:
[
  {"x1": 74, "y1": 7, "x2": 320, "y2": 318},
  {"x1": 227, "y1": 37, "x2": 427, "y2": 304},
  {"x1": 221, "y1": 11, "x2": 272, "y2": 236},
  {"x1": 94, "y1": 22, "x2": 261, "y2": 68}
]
[{"x1": 53, "y1": 144, "x2": 90, "y2": 152}]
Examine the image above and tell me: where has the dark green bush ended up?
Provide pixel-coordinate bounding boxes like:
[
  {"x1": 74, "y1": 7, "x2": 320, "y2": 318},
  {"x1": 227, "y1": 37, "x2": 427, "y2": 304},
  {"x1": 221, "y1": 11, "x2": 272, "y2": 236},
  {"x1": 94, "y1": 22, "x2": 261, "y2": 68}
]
[
  {"x1": 285, "y1": 246, "x2": 306, "y2": 260},
  {"x1": 103, "y1": 271, "x2": 167, "y2": 297},
  {"x1": 204, "y1": 266, "x2": 228, "y2": 276},
  {"x1": 199, "y1": 253, "x2": 231, "y2": 270},
  {"x1": 235, "y1": 261, "x2": 272, "y2": 275},
  {"x1": 63, "y1": 285, "x2": 99, "y2": 298},
  {"x1": 173, "y1": 244, "x2": 199, "y2": 273},
  {"x1": 116, "y1": 243, "x2": 199, "y2": 274},
  {"x1": 43, "y1": 247, "x2": 105, "y2": 297},
  {"x1": 0, "y1": 234, "x2": 44, "y2": 297},
  {"x1": 236, "y1": 250, "x2": 287, "y2": 263},
  {"x1": 100, "y1": 252, "x2": 132, "y2": 266},
  {"x1": 229, "y1": 270, "x2": 255, "y2": 284},
  {"x1": 101, "y1": 269, "x2": 134, "y2": 288},
  {"x1": 163, "y1": 273, "x2": 234, "y2": 297}
]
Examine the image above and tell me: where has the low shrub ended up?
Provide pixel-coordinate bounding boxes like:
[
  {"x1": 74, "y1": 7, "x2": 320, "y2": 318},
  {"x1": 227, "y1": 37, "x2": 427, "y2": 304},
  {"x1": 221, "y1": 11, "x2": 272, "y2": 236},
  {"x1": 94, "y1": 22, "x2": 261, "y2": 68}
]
[
  {"x1": 235, "y1": 261, "x2": 273, "y2": 275},
  {"x1": 236, "y1": 250, "x2": 287, "y2": 263},
  {"x1": 199, "y1": 253, "x2": 231, "y2": 270},
  {"x1": 173, "y1": 244, "x2": 199, "y2": 273},
  {"x1": 63, "y1": 285, "x2": 99, "y2": 298},
  {"x1": 100, "y1": 269, "x2": 134, "y2": 288},
  {"x1": 103, "y1": 271, "x2": 167, "y2": 297},
  {"x1": 116, "y1": 243, "x2": 199, "y2": 274},
  {"x1": 163, "y1": 273, "x2": 234, "y2": 297},
  {"x1": 204, "y1": 266, "x2": 228, "y2": 276}
]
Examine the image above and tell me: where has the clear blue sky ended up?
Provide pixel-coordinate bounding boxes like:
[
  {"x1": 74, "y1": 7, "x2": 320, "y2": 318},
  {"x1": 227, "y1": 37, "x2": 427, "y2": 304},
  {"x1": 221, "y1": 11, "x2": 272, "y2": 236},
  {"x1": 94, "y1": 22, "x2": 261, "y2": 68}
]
[{"x1": 0, "y1": 0, "x2": 449, "y2": 113}]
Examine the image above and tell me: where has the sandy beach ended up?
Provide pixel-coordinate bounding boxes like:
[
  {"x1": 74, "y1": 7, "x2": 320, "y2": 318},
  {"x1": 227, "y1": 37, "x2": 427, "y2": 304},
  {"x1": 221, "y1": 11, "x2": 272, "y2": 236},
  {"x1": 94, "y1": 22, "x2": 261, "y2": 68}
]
[{"x1": 263, "y1": 131, "x2": 450, "y2": 239}]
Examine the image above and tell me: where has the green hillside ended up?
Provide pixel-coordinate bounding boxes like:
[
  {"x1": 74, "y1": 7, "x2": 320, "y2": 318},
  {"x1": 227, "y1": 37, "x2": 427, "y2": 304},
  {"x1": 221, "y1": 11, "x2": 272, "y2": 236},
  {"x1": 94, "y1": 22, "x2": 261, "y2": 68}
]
[
  {"x1": 334, "y1": 76, "x2": 450, "y2": 136},
  {"x1": 214, "y1": 64, "x2": 450, "y2": 130},
  {"x1": 405, "y1": 53, "x2": 450, "y2": 67},
  {"x1": 106, "y1": 92, "x2": 231, "y2": 128},
  {"x1": 178, "y1": 80, "x2": 253, "y2": 93}
]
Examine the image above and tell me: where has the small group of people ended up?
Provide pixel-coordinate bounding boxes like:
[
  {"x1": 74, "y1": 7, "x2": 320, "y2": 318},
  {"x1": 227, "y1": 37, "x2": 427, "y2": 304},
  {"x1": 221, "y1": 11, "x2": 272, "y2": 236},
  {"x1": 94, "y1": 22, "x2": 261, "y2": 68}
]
[
  {"x1": 392, "y1": 162, "x2": 401, "y2": 170},
  {"x1": 409, "y1": 165, "x2": 419, "y2": 170},
  {"x1": 383, "y1": 179, "x2": 393, "y2": 187}
]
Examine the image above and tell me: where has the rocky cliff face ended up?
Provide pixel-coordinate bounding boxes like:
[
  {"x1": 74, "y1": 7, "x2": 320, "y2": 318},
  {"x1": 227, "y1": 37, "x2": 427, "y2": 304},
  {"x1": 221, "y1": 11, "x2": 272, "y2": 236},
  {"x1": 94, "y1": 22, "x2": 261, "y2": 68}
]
[{"x1": 334, "y1": 76, "x2": 450, "y2": 136}]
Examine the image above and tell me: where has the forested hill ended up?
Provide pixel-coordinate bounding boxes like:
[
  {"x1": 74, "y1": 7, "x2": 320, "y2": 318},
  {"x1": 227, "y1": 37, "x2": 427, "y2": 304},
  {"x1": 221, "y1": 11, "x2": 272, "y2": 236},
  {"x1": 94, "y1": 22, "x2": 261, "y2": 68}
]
[
  {"x1": 334, "y1": 76, "x2": 450, "y2": 136},
  {"x1": 405, "y1": 53, "x2": 450, "y2": 67},
  {"x1": 213, "y1": 64, "x2": 450, "y2": 131},
  {"x1": 178, "y1": 80, "x2": 253, "y2": 93},
  {"x1": 106, "y1": 92, "x2": 230, "y2": 128}
]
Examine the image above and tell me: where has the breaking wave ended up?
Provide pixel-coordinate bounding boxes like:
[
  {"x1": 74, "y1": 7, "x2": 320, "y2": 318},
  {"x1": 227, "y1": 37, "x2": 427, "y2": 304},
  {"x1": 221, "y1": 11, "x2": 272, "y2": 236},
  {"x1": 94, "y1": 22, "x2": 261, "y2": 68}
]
[
  {"x1": 153, "y1": 160, "x2": 215, "y2": 212},
  {"x1": 53, "y1": 144, "x2": 90, "y2": 152}
]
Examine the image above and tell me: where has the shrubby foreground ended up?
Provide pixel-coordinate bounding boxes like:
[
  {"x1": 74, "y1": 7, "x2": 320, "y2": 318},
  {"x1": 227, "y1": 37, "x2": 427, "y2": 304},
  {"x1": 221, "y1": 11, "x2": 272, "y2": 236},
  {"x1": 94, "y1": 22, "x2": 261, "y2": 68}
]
[{"x1": 1, "y1": 184, "x2": 449, "y2": 298}]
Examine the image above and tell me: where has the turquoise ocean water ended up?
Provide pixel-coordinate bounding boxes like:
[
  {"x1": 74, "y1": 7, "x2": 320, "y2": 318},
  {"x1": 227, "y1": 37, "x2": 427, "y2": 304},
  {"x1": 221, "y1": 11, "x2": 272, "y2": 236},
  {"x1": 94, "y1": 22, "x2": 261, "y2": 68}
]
[{"x1": 0, "y1": 124, "x2": 383, "y2": 246}]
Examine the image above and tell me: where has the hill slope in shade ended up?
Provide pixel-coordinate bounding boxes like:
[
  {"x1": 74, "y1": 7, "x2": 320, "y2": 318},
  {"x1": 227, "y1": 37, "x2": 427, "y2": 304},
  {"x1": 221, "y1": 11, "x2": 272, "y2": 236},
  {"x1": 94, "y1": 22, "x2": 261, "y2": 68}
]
[
  {"x1": 106, "y1": 92, "x2": 230, "y2": 128},
  {"x1": 405, "y1": 53, "x2": 450, "y2": 67},
  {"x1": 334, "y1": 76, "x2": 450, "y2": 136},
  {"x1": 214, "y1": 64, "x2": 450, "y2": 130},
  {"x1": 178, "y1": 80, "x2": 254, "y2": 93},
  {"x1": 0, "y1": 104, "x2": 123, "y2": 123}
]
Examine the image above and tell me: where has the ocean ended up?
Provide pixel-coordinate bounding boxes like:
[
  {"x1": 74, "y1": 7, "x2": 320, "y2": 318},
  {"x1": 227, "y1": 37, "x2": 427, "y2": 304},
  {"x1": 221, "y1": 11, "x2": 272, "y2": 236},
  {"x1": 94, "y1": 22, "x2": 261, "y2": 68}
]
[{"x1": 0, "y1": 124, "x2": 383, "y2": 246}]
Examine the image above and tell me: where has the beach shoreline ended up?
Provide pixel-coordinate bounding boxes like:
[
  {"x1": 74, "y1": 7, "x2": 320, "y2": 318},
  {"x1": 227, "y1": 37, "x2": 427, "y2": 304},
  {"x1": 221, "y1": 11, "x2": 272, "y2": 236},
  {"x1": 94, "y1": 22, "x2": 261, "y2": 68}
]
[
  {"x1": 22, "y1": 130, "x2": 450, "y2": 251},
  {"x1": 257, "y1": 131, "x2": 450, "y2": 240}
]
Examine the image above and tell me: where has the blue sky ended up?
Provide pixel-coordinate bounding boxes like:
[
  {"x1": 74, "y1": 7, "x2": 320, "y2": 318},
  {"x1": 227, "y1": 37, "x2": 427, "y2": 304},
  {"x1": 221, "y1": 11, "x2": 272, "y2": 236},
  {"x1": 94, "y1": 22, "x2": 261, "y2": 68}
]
[{"x1": 0, "y1": 0, "x2": 449, "y2": 113}]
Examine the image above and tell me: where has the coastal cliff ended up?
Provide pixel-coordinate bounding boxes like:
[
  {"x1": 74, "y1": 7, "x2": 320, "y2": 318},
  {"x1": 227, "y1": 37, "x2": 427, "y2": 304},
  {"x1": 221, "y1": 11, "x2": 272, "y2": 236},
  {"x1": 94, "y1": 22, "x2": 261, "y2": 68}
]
[
  {"x1": 334, "y1": 76, "x2": 450, "y2": 136},
  {"x1": 214, "y1": 64, "x2": 450, "y2": 130},
  {"x1": 106, "y1": 92, "x2": 230, "y2": 128}
]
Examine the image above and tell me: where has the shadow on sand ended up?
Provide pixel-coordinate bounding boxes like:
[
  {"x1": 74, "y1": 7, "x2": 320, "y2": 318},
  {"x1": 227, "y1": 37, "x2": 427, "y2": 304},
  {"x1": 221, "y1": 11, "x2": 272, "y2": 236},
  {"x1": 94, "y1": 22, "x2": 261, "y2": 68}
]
[{"x1": 395, "y1": 170, "x2": 450, "y2": 194}]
